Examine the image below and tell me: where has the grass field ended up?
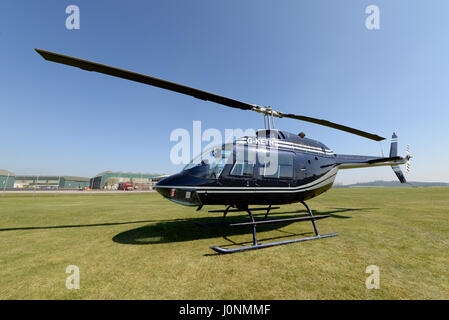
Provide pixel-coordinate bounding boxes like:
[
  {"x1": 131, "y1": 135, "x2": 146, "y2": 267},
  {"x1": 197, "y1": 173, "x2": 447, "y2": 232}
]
[{"x1": 0, "y1": 188, "x2": 448, "y2": 299}]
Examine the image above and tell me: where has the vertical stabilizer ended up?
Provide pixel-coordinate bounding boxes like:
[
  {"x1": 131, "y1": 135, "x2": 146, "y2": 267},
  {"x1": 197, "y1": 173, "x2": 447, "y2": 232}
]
[{"x1": 389, "y1": 132, "x2": 398, "y2": 157}]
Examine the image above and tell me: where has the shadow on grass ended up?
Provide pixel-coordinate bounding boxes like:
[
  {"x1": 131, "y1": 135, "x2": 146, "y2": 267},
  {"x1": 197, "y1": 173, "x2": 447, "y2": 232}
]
[
  {"x1": 279, "y1": 207, "x2": 377, "y2": 219},
  {"x1": 113, "y1": 214, "x2": 296, "y2": 245},
  {"x1": 0, "y1": 207, "x2": 376, "y2": 236},
  {"x1": 0, "y1": 219, "x2": 185, "y2": 232},
  {"x1": 112, "y1": 207, "x2": 376, "y2": 246}
]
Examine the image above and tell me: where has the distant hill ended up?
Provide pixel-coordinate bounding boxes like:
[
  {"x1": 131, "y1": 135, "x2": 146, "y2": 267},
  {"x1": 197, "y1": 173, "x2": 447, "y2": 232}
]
[{"x1": 334, "y1": 180, "x2": 449, "y2": 188}]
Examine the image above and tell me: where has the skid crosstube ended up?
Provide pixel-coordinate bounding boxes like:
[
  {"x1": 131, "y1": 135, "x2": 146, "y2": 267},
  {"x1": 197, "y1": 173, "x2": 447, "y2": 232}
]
[
  {"x1": 195, "y1": 205, "x2": 280, "y2": 227},
  {"x1": 209, "y1": 201, "x2": 338, "y2": 254}
]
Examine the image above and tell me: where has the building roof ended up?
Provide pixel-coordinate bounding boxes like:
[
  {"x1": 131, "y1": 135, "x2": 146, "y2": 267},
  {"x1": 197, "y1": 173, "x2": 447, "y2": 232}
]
[
  {"x1": 94, "y1": 171, "x2": 165, "y2": 178},
  {"x1": 0, "y1": 169, "x2": 15, "y2": 177},
  {"x1": 61, "y1": 176, "x2": 90, "y2": 182},
  {"x1": 14, "y1": 175, "x2": 89, "y2": 182}
]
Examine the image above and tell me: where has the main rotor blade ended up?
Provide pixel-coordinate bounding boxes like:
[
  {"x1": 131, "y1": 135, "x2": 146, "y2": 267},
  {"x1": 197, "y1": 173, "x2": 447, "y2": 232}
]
[
  {"x1": 35, "y1": 48, "x2": 385, "y2": 141},
  {"x1": 34, "y1": 48, "x2": 255, "y2": 111},
  {"x1": 280, "y1": 113, "x2": 385, "y2": 141}
]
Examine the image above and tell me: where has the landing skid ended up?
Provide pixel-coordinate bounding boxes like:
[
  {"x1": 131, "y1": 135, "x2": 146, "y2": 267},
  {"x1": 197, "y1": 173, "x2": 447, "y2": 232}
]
[
  {"x1": 211, "y1": 233, "x2": 338, "y2": 254},
  {"x1": 210, "y1": 201, "x2": 338, "y2": 254}
]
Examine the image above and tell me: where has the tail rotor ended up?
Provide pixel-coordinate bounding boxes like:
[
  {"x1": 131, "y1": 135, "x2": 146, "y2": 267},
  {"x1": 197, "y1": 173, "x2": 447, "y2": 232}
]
[{"x1": 405, "y1": 145, "x2": 411, "y2": 174}]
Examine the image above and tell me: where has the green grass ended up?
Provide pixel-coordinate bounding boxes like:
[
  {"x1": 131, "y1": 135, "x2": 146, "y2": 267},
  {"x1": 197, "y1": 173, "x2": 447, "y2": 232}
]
[{"x1": 0, "y1": 188, "x2": 448, "y2": 299}]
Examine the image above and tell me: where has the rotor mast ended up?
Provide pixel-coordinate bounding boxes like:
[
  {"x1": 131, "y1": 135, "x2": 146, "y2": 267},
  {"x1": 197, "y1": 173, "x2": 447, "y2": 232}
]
[{"x1": 251, "y1": 106, "x2": 281, "y2": 130}]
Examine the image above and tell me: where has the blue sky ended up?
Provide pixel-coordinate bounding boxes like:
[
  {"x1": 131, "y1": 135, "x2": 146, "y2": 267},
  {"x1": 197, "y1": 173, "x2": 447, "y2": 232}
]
[{"x1": 1, "y1": 0, "x2": 448, "y2": 184}]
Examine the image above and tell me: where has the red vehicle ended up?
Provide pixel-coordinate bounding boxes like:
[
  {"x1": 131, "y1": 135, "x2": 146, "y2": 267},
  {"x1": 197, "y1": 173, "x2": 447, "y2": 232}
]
[{"x1": 118, "y1": 182, "x2": 133, "y2": 191}]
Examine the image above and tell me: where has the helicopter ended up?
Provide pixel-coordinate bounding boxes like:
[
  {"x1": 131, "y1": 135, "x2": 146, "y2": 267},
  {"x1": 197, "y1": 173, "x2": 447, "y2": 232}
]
[{"x1": 35, "y1": 48, "x2": 411, "y2": 253}]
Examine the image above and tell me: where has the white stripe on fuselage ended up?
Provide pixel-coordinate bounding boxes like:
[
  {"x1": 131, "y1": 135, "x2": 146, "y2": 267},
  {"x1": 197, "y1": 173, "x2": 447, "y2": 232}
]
[
  {"x1": 235, "y1": 138, "x2": 334, "y2": 155},
  {"x1": 195, "y1": 173, "x2": 337, "y2": 194}
]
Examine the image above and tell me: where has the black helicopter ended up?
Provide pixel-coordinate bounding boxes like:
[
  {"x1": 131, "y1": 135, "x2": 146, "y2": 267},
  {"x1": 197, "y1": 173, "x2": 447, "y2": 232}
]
[{"x1": 35, "y1": 49, "x2": 411, "y2": 253}]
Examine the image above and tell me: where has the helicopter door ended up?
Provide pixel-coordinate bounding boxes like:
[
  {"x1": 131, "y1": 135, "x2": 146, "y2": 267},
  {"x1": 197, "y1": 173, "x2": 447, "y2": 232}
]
[
  {"x1": 218, "y1": 146, "x2": 256, "y2": 202},
  {"x1": 256, "y1": 149, "x2": 295, "y2": 189}
]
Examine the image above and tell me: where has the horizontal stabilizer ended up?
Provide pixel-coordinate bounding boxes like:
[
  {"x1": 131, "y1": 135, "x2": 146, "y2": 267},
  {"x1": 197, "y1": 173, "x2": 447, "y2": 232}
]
[{"x1": 367, "y1": 156, "x2": 402, "y2": 164}]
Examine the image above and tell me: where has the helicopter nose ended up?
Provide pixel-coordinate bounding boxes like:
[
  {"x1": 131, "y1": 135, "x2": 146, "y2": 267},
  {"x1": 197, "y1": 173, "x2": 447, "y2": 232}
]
[
  {"x1": 155, "y1": 174, "x2": 201, "y2": 207},
  {"x1": 154, "y1": 175, "x2": 175, "y2": 198},
  {"x1": 154, "y1": 173, "x2": 182, "y2": 194}
]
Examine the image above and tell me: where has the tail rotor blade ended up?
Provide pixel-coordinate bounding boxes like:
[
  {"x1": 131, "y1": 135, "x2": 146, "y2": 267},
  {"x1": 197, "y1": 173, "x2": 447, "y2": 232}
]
[{"x1": 406, "y1": 145, "x2": 411, "y2": 173}]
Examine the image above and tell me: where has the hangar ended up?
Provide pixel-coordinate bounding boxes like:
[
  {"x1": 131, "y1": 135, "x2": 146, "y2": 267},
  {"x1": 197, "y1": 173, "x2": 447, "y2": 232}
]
[
  {"x1": 90, "y1": 171, "x2": 167, "y2": 190},
  {"x1": 0, "y1": 170, "x2": 15, "y2": 189},
  {"x1": 13, "y1": 176, "x2": 90, "y2": 189},
  {"x1": 1, "y1": 169, "x2": 166, "y2": 190}
]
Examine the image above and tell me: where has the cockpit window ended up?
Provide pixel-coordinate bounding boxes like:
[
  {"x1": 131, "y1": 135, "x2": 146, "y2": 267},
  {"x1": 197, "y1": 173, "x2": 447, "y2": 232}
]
[
  {"x1": 229, "y1": 146, "x2": 256, "y2": 177},
  {"x1": 183, "y1": 145, "x2": 232, "y2": 179}
]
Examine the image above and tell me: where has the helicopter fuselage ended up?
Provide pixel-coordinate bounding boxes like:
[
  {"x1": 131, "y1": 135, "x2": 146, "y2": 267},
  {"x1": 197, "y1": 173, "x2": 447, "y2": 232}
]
[{"x1": 155, "y1": 130, "x2": 405, "y2": 208}]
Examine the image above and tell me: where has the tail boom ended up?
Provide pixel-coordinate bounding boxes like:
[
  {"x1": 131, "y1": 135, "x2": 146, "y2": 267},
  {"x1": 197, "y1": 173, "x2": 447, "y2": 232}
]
[
  {"x1": 336, "y1": 155, "x2": 406, "y2": 170},
  {"x1": 335, "y1": 132, "x2": 409, "y2": 183}
]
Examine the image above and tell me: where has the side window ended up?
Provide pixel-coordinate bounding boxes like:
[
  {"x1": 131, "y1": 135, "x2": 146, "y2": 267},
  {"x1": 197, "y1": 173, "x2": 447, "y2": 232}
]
[
  {"x1": 261, "y1": 151, "x2": 294, "y2": 179},
  {"x1": 230, "y1": 161, "x2": 255, "y2": 177},
  {"x1": 279, "y1": 152, "x2": 294, "y2": 178}
]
